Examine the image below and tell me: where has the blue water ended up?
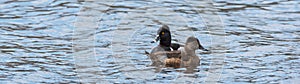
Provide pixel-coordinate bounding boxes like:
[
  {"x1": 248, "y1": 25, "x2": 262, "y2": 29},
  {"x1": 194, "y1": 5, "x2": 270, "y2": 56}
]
[{"x1": 0, "y1": 0, "x2": 299, "y2": 83}]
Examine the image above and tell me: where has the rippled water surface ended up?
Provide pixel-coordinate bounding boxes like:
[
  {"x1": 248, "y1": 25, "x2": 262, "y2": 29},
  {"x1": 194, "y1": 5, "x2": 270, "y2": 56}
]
[{"x1": 0, "y1": 0, "x2": 299, "y2": 83}]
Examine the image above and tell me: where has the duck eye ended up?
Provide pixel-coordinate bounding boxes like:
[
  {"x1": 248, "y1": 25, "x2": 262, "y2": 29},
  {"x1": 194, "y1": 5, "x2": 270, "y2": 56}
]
[{"x1": 161, "y1": 32, "x2": 165, "y2": 35}]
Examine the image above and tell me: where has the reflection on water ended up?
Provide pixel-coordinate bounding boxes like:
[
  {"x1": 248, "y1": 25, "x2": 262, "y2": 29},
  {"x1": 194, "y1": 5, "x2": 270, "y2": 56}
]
[{"x1": 0, "y1": 0, "x2": 299, "y2": 83}]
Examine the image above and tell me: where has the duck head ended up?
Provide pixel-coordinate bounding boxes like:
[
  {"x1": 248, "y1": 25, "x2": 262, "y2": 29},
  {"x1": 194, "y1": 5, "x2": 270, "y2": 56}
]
[
  {"x1": 185, "y1": 36, "x2": 208, "y2": 51},
  {"x1": 151, "y1": 25, "x2": 172, "y2": 47}
]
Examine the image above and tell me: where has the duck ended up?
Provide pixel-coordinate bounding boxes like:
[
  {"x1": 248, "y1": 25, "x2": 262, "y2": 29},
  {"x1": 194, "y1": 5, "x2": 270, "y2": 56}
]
[
  {"x1": 145, "y1": 24, "x2": 208, "y2": 69},
  {"x1": 164, "y1": 36, "x2": 208, "y2": 68},
  {"x1": 179, "y1": 36, "x2": 208, "y2": 68},
  {"x1": 146, "y1": 36, "x2": 208, "y2": 68},
  {"x1": 145, "y1": 25, "x2": 181, "y2": 66}
]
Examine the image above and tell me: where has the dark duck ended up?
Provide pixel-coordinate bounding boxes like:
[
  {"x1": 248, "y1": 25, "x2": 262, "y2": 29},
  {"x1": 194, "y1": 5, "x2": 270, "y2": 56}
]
[{"x1": 145, "y1": 25, "x2": 181, "y2": 66}]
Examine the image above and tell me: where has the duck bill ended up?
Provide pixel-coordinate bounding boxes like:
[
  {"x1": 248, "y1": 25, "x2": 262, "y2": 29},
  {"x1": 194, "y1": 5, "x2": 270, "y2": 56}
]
[
  {"x1": 151, "y1": 35, "x2": 160, "y2": 43},
  {"x1": 199, "y1": 44, "x2": 208, "y2": 51}
]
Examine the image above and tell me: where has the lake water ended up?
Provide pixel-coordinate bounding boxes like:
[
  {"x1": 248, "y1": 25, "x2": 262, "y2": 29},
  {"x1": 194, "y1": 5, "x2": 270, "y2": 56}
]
[{"x1": 0, "y1": 0, "x2": 299, "y2": 83}]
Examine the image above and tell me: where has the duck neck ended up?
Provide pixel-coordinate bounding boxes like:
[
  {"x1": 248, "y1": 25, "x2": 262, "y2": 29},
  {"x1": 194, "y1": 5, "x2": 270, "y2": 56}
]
[
  {"x1": 184, "y1": 46, "x2": 196, "y2": 56},
  {"x1": 160, "y1": 41, "x2": 171, "y2": 47},
  {"x1": 159, "y1": 36, "x2": 171, "y2": 47}
]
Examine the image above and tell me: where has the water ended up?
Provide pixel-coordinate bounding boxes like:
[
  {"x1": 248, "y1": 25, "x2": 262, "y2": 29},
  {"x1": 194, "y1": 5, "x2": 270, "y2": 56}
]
[{"x1": 0, "y1": 0, "x2": 299, "y2": 83}]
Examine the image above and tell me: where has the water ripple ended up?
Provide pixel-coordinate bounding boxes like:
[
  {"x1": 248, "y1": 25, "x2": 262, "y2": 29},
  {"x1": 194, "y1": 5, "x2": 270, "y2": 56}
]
[{"x1": 1, "y1": 0, "x2": 300, "y2": 83}]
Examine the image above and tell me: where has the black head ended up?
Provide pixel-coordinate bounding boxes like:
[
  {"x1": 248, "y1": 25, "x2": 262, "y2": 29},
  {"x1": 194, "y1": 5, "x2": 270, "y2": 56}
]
[{"x1": 152, "y1": 25, "x2": 172, "y2": 47}]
